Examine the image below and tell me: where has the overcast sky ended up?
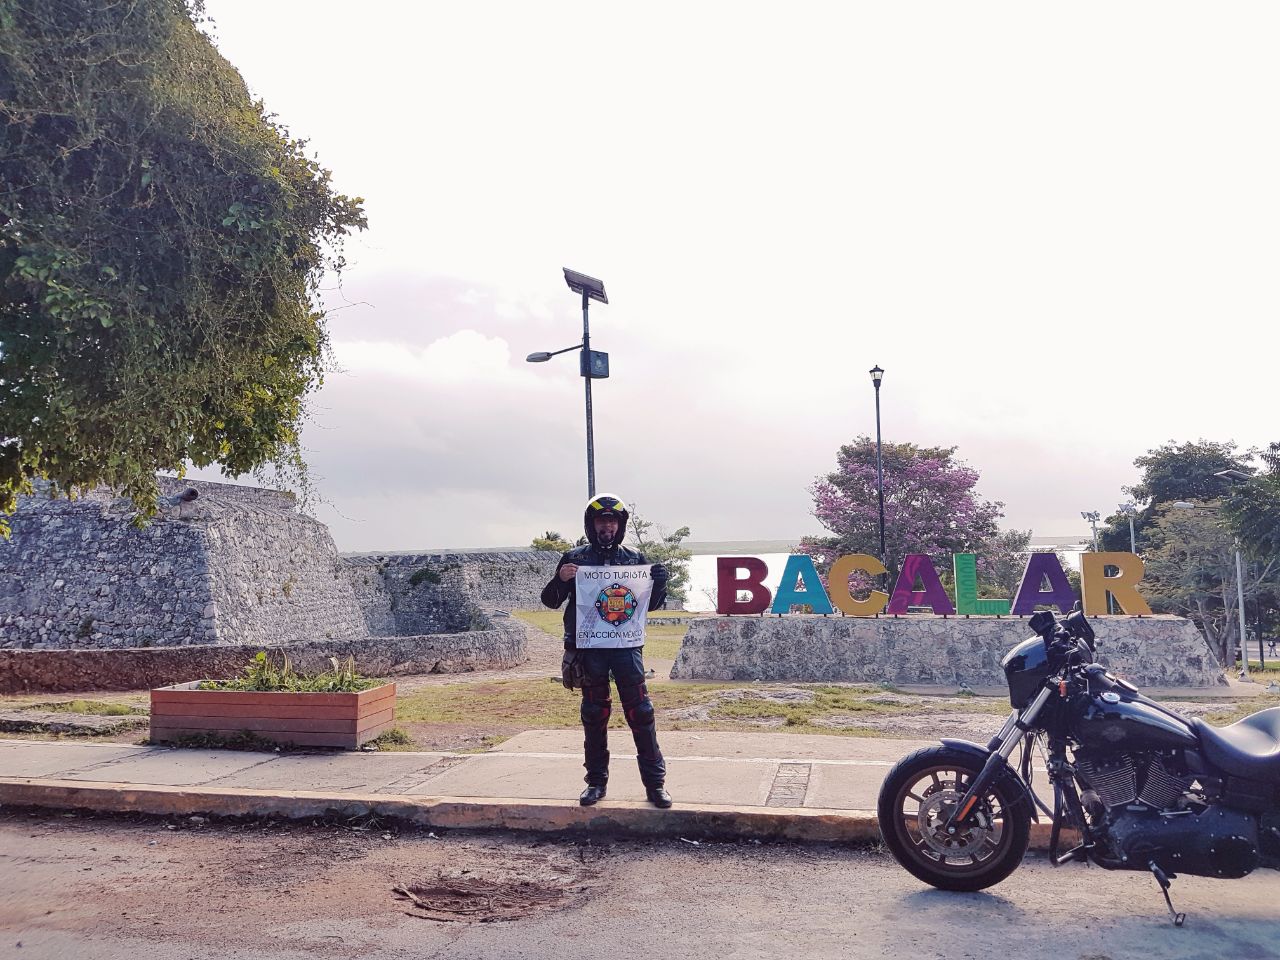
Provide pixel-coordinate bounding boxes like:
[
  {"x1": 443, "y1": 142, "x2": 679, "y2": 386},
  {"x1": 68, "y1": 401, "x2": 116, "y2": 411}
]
[{"x1": 189, "y1": 2, "x2": 1280, "y2": 552}]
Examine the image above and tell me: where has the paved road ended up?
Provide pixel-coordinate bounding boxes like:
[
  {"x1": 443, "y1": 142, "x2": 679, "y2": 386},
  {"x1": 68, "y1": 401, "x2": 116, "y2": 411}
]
[{"x1": 2, "y1": 810, "x2": 1278, "y2": 960}]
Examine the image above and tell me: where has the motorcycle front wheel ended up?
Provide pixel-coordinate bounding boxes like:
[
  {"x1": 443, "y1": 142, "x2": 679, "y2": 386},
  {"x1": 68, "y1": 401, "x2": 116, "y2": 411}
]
[{"x1": 877, "y1": 745, "x2": 1031, "y2": 892}]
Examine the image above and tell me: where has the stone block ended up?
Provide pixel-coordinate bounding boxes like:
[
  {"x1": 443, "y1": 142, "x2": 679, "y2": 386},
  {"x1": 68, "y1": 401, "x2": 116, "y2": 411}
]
[{"x1": 671, "y1": 614, "x2": 1226, "y2": 689}]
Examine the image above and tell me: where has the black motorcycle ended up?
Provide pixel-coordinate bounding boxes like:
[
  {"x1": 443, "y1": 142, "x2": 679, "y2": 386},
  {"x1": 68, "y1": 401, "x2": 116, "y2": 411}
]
[{"x1": 876, "y1": 607, "x2": 1280, "y2": 925}]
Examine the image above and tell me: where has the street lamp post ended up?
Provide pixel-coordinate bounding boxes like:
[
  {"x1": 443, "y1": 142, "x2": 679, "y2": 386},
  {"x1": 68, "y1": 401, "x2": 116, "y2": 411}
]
[
  {"x1": 526, "y1": 269, "x2": 610, "y2": 500},
  {"x1": 1081, "y1": 511, "x2": 1101, "y2": 552},
  {"x1": 869, "y1": 366, "x2": 886, "y2": 566},
  {"x1": 1118, "y1": 501, "x2": 1138, "y2": 554}
]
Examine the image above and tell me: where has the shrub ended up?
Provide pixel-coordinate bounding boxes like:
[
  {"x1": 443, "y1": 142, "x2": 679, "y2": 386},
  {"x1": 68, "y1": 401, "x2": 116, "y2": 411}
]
[{"x1": 199, "y1": 652, "x2": 382, "y2": 693}]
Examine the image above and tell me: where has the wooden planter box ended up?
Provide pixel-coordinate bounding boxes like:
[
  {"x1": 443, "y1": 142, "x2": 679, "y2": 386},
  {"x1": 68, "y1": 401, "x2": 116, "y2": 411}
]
[{"x1": 149, "y1": 681, "x2": 396, "y2": 749}]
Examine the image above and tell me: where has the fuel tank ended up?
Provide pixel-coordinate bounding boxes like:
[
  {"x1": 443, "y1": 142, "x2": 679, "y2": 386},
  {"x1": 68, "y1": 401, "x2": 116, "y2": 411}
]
[{"x1": 1070, "y1": 691, "x2": 1198, "y2": 753}]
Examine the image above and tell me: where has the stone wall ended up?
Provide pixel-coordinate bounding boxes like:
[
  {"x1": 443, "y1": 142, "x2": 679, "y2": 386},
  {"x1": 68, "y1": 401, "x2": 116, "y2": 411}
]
[
  {"x1": 342, "y1": 559, "x2": 397, "y2": 637},
  {"x1": 197, "y1": 493, "x2": 366, "y2": 648},
  {"x1": 671, "y1": 614, "x2": 1227, "y2": 689},
  {"x1": 0, "y1": 478, "x2": 368, "y2": 650},
  {"x1": 0, "y1": 611, "x2": 528, "y2": 694},
  {"x1": 0, "y1": 482, "x2": 557, "y2": 690},
  {"x1": 0, "y1": 484, "x2": 212, "y2": 648},
  {"x1": 340, "y1": 552, "x2": 559, "y2": 636}
]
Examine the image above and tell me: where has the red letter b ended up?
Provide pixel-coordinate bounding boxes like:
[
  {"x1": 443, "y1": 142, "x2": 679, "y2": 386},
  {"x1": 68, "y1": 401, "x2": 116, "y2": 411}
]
[{"x1": 716, "y1": 557, "x2": 772, "y2": 614}]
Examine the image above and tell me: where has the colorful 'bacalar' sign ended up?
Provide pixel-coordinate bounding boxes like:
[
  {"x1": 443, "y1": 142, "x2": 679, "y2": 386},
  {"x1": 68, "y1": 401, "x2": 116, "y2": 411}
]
[{"x1": 716, "y1": 552, "x2": 1151, "y2": 617}]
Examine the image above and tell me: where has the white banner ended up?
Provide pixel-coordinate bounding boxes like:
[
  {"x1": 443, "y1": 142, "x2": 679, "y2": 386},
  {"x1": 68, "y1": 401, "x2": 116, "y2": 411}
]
[{"x1": 574, "y1": 565, "x2": 654, "y2": 648}]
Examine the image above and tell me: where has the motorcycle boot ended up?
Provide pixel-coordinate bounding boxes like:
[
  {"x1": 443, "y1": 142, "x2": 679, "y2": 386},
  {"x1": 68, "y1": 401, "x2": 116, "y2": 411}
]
[
  {"x1": 618, "y1": 674, "x2": 667, "y2": 789},
  {"x1": 645, "y1": 786, "x2": 673, "y2": 808},
  {"x1": 580, "y1": 675, "x2": 612, "y2": 789},
  {"x1": 580, "y1": 784, "x2": 607, "y2": 806}
]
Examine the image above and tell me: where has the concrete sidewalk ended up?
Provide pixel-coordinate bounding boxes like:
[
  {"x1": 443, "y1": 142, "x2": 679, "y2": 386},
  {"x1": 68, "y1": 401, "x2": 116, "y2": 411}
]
[{"x1": 0, "y1": 731, "x2": 1055, "y2": 844}]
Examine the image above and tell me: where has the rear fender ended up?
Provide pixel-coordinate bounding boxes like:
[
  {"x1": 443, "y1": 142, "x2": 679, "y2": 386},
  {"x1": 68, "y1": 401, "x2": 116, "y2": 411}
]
[{"x1": 941, "y1": 737, "x2": 1039, "y2": 823}]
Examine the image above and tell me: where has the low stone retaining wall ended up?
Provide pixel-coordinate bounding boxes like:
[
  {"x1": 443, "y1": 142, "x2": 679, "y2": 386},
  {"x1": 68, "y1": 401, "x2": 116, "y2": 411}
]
[
  {"x1": 0, "y1": 612, "x2": 527, "y2": 695},
  {"x1": 671, "y1": 614, "x2": 1226, "y2": 689}
]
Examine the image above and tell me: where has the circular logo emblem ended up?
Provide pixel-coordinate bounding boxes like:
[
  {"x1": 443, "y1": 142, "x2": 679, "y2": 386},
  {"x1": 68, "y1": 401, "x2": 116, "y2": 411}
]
[
  {"x1": 595, "y1": 583, "x2": 638, "y2": 625},
  {"x1": 1101, "y1": 691, "x2": 1122, "y2": 704}
]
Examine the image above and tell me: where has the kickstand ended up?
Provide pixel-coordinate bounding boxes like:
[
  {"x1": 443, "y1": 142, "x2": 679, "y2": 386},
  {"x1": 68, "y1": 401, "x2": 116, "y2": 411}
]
[
  {"x1": 1053, "y1": 842, "x2": 1091, "y2": 865},
  {"x1": 1148, "y1": 861, "x2": 1186, "y2": 927}
]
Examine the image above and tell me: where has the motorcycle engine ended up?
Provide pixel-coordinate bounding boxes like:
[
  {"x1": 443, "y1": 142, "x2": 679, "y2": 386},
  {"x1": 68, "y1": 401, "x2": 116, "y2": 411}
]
[
  {"x1": 1076, "y1": 752, "x2": 1260, "y2": 878},
  {"x1": 1076, "y1": 752, "x2": 1191, "y2": 810}
]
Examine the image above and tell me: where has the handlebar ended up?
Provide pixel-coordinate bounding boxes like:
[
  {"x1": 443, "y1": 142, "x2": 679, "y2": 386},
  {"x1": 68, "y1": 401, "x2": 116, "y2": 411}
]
[{"x1": 1029, "y1": 605, "x2": 1097, "y2": 670}]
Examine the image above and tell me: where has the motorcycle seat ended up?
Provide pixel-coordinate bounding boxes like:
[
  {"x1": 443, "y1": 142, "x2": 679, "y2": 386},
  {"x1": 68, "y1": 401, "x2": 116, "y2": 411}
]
[{"x1": 1191, "y1": 707, "x2": 1280, "y2": 784}]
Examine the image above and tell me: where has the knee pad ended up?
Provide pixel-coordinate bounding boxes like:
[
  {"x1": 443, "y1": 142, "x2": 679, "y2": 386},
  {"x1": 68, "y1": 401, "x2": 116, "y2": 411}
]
[
  {"x1": 618, "y1": 680, "x2": 649, "y2": 708},
  {"x1": 619, "y1": 683, "x2": 655, "y2": 726},
  {"x1": 581, "y1": 692, "x2": 611, "y2": 726},
  {"x1": 626, "y1": 699, "x2": 655, "y2": 727}
]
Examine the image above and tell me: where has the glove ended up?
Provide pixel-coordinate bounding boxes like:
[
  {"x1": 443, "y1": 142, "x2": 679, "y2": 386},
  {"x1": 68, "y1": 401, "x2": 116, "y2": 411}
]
[
  {"x1": 561, "y1": 650, "x2": 584, "y2": 691},
  {"x1": 650, "y1": 562, "x2": 669, "y2": 584}
]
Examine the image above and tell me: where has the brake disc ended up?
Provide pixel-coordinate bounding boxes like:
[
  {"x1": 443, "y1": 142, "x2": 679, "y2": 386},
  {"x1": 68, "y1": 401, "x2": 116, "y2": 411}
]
[{"x1": 916, "y1": 782, "x2": 994, "y2": 857}]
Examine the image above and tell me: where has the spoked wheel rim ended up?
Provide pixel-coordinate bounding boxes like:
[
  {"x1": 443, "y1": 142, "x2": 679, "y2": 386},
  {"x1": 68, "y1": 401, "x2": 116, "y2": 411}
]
[{"x1": 889, "y1": 763, "x2": 1012, "y2": 877}]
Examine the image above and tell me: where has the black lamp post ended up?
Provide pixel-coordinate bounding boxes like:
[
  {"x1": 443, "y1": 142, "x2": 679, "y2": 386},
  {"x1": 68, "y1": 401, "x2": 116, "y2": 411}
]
[
  {"x1": 870, "y1": 365, "x2": 886, "y2": 566},
  {"x1": 526, "y1": 268, "x2": 610, "y2": 499}
]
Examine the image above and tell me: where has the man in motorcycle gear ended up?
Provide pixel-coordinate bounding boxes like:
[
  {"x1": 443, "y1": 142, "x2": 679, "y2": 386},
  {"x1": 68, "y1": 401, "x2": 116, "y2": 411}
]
[{"x1": 541, "y1": 494, "x2": 672, "y2": 808}]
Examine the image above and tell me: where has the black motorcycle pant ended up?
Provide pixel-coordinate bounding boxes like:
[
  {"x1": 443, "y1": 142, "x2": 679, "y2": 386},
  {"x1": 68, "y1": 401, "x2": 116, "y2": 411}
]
[{"x1": 578, "y1": 647, "x2": 666, "y2": 789}]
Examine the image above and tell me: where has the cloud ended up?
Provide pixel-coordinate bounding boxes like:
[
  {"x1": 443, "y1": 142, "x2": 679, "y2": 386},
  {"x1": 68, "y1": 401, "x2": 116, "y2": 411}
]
[
  {"x1": 190, "y1": 1, "x2": 1280, "y2": 551},
  {"x1": 335, "y1": 331, "x2": 521, "y2": 385}
]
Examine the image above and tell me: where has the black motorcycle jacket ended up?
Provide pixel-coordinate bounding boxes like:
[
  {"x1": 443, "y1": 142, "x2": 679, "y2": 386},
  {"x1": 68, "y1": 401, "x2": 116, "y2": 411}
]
[{"x1": 541, "y1": 542, "x2": 669, "y2": 649}]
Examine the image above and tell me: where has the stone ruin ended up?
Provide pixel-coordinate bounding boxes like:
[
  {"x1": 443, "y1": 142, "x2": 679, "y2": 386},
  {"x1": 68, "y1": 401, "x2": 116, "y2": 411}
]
[{"x1": 0, "y1": 478, "x2": 559, "y2": 692}]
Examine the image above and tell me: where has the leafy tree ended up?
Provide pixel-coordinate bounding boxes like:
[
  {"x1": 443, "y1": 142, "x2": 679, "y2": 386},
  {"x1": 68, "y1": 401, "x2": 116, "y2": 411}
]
[
  {"x1": 0, "y1": 0, "x2": 366, "y2": 535},
  {"x1": 1140, "y1": 501, "x2": 1278, "y2": 666},
  {"x1": 628, "y1": 507, "x2": 692, "y2": 605},
  {"x1": 1100, "y1": 440, "x2": 1253, "y2": 553},
  {"x1": 800, "y1": 437, "x2": 1006, "y2": 582},
  {"x1": 531, "y1": 531, "x2": 572, "y2": 552},
  {"x1": 1224, "y1": 443, "x2": 1280, "y2": 562},
  {"x1": 982, "y1": 528, "x2": 1034, "y2": 598}
]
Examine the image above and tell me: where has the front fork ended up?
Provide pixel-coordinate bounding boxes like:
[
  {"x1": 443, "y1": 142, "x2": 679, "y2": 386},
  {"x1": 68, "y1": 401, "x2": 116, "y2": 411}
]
[{"x1": 942, "y1": 686, "x2": 1053, "y2": 835}]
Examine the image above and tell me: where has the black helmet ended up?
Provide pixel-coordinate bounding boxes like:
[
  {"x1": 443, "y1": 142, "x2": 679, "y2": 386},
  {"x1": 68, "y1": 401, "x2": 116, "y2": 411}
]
[{"x1": 583, "y1": 494, "x2": 629, "y2": 548}]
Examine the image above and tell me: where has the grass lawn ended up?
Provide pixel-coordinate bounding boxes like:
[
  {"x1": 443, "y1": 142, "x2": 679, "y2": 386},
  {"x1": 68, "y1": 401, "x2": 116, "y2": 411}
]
[
  {"x1": 1197, "y1": 696, "x2": 1280, "y2": 726},
  {"x1": 0, "y1": 692, "x2": 150, "y2": 713},
  {"x1": 1242, "y1": 660, "x2": 1280, "y2": 676},
  {"x1": 513, "y1": 608, "x2": 689, "y2": 661},
  {"x1": 37, "y1": 699, "x2": 149, "y2": 716},
  {"x1": 392, "y1": 674, "x2": 1011, "y2": 742}
]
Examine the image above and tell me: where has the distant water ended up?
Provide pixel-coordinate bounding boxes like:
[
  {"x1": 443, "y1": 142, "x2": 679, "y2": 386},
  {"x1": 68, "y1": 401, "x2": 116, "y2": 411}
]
[{"x1": 684, "y1": 553, "x2": 791, "y2": 612}]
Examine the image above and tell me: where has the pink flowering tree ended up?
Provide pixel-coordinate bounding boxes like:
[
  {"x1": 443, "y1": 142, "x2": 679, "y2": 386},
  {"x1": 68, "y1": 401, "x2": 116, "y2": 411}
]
[{"x1": 800, "y1": 437, "x2": 1009, "y2": 585}]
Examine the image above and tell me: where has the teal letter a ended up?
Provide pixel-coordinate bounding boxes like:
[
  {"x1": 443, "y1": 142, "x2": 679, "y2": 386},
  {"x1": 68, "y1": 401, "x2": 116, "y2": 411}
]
[{"x1": 770, "y1": 555, "x2": 834, "y2": 614}]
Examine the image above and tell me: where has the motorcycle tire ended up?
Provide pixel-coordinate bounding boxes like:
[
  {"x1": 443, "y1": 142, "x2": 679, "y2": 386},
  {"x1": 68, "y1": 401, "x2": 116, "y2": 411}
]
[{"x1": 877, "y1": 745, "x2": 1031, "y2": 892}]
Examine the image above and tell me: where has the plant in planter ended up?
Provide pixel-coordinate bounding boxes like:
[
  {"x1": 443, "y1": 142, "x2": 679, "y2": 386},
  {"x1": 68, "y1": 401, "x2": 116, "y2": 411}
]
[{"x1": 150, "y1": 653, "x2": 396, "y2": 749}]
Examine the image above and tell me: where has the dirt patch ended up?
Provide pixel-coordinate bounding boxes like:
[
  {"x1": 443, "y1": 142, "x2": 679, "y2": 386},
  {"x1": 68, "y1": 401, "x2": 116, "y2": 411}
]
[
  {"x1": 393, "y1": 860, "x2": 600, "y2": 922},
  {"x1": 0, "y1": 808, "x2": 615, "y2": 952}
]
